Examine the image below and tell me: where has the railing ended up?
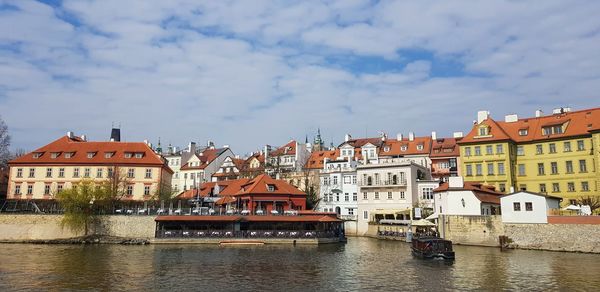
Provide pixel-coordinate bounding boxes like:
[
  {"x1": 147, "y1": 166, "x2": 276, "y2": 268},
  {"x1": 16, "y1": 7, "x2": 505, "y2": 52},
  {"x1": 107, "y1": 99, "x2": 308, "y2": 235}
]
[
  {"x1": 357, "y1": 179, "x2": 407, "y2": 187},
  {"x1": 156, "y1": 230, "x2": 341, "y2": 239},
  {"x1": 339, "y1": 214, "x2": 357, "y2": 221}
]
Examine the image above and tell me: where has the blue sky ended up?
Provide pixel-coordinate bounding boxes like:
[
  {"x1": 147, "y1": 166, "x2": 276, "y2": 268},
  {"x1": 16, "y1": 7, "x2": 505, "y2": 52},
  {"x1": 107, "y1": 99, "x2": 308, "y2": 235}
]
[{"x1": 1, "y1": 0, "x2": 599, "y2": 154}]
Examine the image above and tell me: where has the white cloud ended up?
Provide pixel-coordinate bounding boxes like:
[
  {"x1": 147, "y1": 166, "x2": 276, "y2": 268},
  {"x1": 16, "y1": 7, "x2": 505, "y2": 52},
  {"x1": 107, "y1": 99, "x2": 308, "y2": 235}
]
[{"x1": 0, "y1": 0, "x2": 599, "y2": 154}]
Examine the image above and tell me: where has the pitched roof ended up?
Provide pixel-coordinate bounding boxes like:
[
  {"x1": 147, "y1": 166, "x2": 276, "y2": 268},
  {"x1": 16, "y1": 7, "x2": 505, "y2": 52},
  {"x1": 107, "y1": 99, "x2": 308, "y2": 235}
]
[
  {"x1": 339, "y1": 137, "x2": 383, "y2": 148},
  {"x1": 269, "y1": 140, "x2": 297, "y2": 156},
  {"x1": 434, "y1": 181, "x2": 503, "y2": 204},
  {"x1": 430, "y1": 137, "x2": 461, "y2": 158},
  {"x1": 180, "y1": 148, "x2": 227, "y2": 170},
  {"x1": 379, "y1": 136, "x2": 432, "y2": 156},
  {"x1": 304, "y1": 150, "x2": 339, "y2": 169},
  {"x1": 237, "y1": 174, "x2": 305, "y2": 196},
  {"x1": 501, "y1": 190, "x2": 563, "y2": 201},
  {"x1": 460, "y1": 107, "x2": 600, "y2": 144},
  {"x1": 9, "y1": 136, "x2": 169, "y2": 170}
]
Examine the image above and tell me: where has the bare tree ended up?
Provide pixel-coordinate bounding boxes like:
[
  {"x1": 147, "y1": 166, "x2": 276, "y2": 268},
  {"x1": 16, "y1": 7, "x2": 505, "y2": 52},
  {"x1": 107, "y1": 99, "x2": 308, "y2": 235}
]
[
  {"x1": 0, "y1": 116, "x2": 10, "y2": 167},
  {"x1": 578, "y1": 196, "x2": 600, "y2": 214},
  {"x1": 101, "y1": 166, "x2": 132, "y2": 201}
]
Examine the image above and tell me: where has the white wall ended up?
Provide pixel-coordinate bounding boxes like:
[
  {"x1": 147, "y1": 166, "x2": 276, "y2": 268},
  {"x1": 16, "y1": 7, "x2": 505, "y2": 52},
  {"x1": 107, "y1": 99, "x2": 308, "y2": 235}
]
[
  {"x1": 443, "y1": 190, "x2": 483, "y2": 215},
  {"x1": 501, "y1": 192, "x2": 555, "y2": 224}
]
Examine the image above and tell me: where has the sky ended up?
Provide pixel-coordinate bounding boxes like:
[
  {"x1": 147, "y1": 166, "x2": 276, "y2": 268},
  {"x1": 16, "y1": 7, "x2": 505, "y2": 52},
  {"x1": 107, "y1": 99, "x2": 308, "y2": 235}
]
[{"x1": 1, "y1": 0, "x2": 599, "y2": 155}]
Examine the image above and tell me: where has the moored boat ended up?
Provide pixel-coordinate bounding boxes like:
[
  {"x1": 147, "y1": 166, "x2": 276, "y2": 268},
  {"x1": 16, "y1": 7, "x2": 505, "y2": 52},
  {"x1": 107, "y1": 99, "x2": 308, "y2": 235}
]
[{"x1": 411, "y1": 237, "x2": 455, "y2": 260}]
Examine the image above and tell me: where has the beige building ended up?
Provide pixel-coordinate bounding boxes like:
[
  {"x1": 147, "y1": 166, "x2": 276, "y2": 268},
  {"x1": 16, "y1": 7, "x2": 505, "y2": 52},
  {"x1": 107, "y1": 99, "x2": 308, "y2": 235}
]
[{"x1": 7, "y1": 132, "x2": 172, "y2": 201}]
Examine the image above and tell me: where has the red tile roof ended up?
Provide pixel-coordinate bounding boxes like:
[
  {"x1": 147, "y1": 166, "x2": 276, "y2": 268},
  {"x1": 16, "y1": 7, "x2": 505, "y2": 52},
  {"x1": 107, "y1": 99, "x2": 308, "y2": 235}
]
[
  {"x1": 379, "y1": 136, "x2": 432, "y2": 156},
  {"x1": 340, "y1": 137, "x2": 383, "y2": 148},
  {"x1": 434, "y1": 181, "x2": 503, "y2": 204},
  {"x1": 304, "y1": 150, "x2": 339, "y2": 169},
  {"x1": 237, "y1": 174, "x2": 305, "y2": 196},
  {"x1": 9, "y1": 136, "x2": 170, "y2": 171},
  {"x1": 430, "y1": 137, "x2": 461, "y2": 158},
  {"x1": 460, "y1": 107, "x2": 600, "y2": 144},
  {"x1": 269, "y1": 140, "x2": 297, "y2": 156}
]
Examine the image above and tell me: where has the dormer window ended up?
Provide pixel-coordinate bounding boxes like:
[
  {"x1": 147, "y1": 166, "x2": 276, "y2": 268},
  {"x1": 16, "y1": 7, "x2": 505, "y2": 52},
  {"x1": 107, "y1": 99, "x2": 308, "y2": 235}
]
[
  {"x1": 478, "y1": 125, "x2": 489, "y2": 136},
  {"x1": 64, "y1": 152, "x2": 74, "y2": 158},
  {"x1": 135, "y1": 153, "x2": 144, "y2": 158},
  {"x1": 416, "y1": 144, "x2": 424, "y2": 151},
  {"x1": 542, "y1": 124, "x2": 564, "y2": 136},
  {"x1": 383, "y1": 146, "x2": 390, "y2": 153},
  {"x1": 267, "y1": 184, "x2": 276, "y2": 192},
  {"x1": 124, "y1": 153, "x2": 133, "y2": 158},
  {"x1": 32, "y1": 152, "x2": 44, "y2": 159},
  {"x1": 400, "y1": 145, "x2": 407, "y2": 151},
  {"x1": 50, "y1": 152, "x2": 60, "y2": 159},
  {"x1": 105, "y1": 152, "x2": 115, "y2": 158},
  {"x1": 518, "y1": 128, "x2": 528, "y2": 136},
  {"x1": 87, "y1": 152, "x2": 96, "y2": 159}
]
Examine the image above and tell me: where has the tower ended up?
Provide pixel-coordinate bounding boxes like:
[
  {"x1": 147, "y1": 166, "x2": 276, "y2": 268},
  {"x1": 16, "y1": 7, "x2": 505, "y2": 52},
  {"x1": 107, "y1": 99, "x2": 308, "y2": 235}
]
[
  {"x1": 313, "y1": 128, "x2": 324, "y2": 151},
  {"x1": 155, "y1": 137, "x2": 163, "y2": 154}
]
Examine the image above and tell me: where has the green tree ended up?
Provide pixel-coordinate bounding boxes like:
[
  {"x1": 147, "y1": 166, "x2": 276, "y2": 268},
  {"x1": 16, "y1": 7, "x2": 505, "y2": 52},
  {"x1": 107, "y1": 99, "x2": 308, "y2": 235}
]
[{"x1": 57, "y1": 179, "x2": 113, "y2": 235}]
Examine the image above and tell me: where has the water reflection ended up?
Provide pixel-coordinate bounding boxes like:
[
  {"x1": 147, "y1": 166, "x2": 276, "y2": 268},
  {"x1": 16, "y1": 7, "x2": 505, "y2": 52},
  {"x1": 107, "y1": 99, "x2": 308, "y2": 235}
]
[{"x1": 1, "y1": 238, "x2": 599, "y2": 291}]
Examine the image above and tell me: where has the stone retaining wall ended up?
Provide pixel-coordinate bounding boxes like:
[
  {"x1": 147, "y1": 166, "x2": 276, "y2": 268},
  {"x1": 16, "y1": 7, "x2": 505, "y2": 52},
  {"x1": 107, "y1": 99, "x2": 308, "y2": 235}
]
[{"x1": 439, "y1": 215, "x2": 504, "y2": 247}]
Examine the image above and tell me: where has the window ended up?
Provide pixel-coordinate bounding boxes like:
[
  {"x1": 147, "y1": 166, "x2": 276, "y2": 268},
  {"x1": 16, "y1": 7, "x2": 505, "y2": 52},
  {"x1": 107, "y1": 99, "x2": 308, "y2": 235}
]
[
  {"x1": 73, "y1": 168, "x2": 79, "y2": 178},
  {"x1": 353, "y1": 193, "x2": 357, "y2": 201},
  {"x1": 536, "y1": 144, "x2": 543, "y2": 154},
  {"x1": 345, "y1": 193, "x2": 349, "y2": 202},
  {"x1": 519, "y1": 184, "x2": 527, "y2": 191},
  {"x1": 135, "y1": 153, "x2": 143, "y2": 158},
  {"x1": 517, "y1": 146, "x2": 524, "y2": 156},
  {"x1": 348, "y1": 208, "x2": 354, "y2": 216},
  {"x1": 126, "y1": 185, "x2": 133, "y2": 196},
  {"x1": 464, "y1": 147, "x2": 471, "y2": 157},
  {"x1": 539, "y1": 184, "x2": 547, "y2": 193},
  {"x1": 15, "y1": 185, "x2": 21, "y2": 195},
  {"x1": 51, "y1": 152, "x2": 60, "y2": 159},
  {"x1": 422, "y1": 188, "x2": 433, "y2": 200},
  {"x1": 336, "y1": 194, "x2": 339, "y2": 201},
  {"x1": 64, "y1": 152, "x2": 73, "y2": 158},
  {"x1": 486, "y1": 145, "x2": 493, "y2": 155},
  {"x1": 474, "y1": 146, "x2": 481, "y2": 156},
  {"x1": 84, "y1": 168, "x2": 91, "y2": 178},
  {"x1": 105, "y1": 152, "x2": 114, "y2": 158},
  {"x1": 579, "y1": 160, "x2": 587, "y2": 172},
  {"x1": 144, "y1": 186, "x2": 150, "y2": 196},
  {"x1": 58, "y1": 168, "x2": 65, "y2": 178},
  {"x1": 577, "y1": 140, "x2": 585, "y2": 151},
  {"x1": 487, "y1": 163, "x2": 494, "y2": 175},
  {"x1": 466, "y1": 165, "x2": 473, "y2": 176},
  {"x1": 518, "y1": 164, "x2": 525, "y2": 176},
  {"x1": 343, "y1": 176, "x2": 351, "y2": 184},
  {"x1": 107, "y1": 168, "x2": 114, "y2": 178},
  {"x1": 375, "y1": 192, "x2": 379, "y2": 200},
  {"x1": 498, "y1": 163, "x2": 505, "y2": 175},
  {"x1": 125, "y1": 153, "x2": 133, "y2": 158},
  {"x1": 127, "y1": 168, "x2": 135, "y2": 178},
  {"x1": 550, "y1": 162, "x2": 558, "y2": 174},
  {"x1": 145, "y1": 168, "x2": 152, "y2": 179},
  {"x1": 566, "y1": 161, "x2": 573, "y2": 173},
  {"x1": 400, "y1": 145, "x2": 407, "y2": 151},
  {"x1": 57, "y1": 184, "x2": 63, "y2": 193},
  {"x1": 496, "y1": 144, "x2": 504, "y2": 154},
  {"x1": 87, "y1": 152, "x2": 95, "y2": 158},
  {"x1": 387, "y1": 192, "x2": 392, "y2": 200},
  {"x1": 563, "y1": 142, "x2": 571, "y2": 152},
  {"x1": 542, "y1": 125, "x2": 563, "y2": 135},
  {"x1": 549, "y1": 143, "x2": 556, "y2": 153},
  {"x1": 513, "y1": 202, "x2": 521, "y2": 211},
  {"x1": 525, "y1": 202, "x2": 533, "y2": 211},
  {"x1": 416, "y1": 144, "x2": 424, "y2": 151},
  {"x1": 352, "y1": 176, "x2": 357, "y2": 184},
  {"x1": 479, "y1": 127, "x2": 488, "y2": 136},
  {"x1": 499, "y1": 183, "x2": 506, "y2": 193},
  {"x1": 363, "y1": 211, "x2": 368, "y2": 220},
  {"x1": 44, "y1": 184, "x2": 51, "y2": 195},
  {"x1": 97, "y1": 168, "x2": 103, "y2": 178},
  {"x1": 475, "y1": 164, "x2": 482, "y2": 176},
  {"x1": 333, "y1": 176, "x2": 338, "y2": 185},
  {"x1": 46, "y1": 168, "x2": 52, "y2": 178},
  {"x1": 16, "y1": 168, "x2": 23, "y2": 178},
  {"x1": 363, "y1": 192, "x2": 368, "y2": 200},
  {"x1": 400, "y1": 191, "x2": 405, "y2": 199},
  {"x1": 27, "y1": 184, "x2": 33, "y2": 195},
  {"x1": 28, "y1": 168, "x2": 35, "y2": 178},
  {"x1": 567, "y1": 182, "x2": 575, "y2": 192},
  {"x1": 582, "y1": 182, "x2": 589, "y2": 191},
  {"x1": 518, "y1": 129, "x2": 528, "y2": 136},
  {"x1": 552, "y1": 183, "x2": 560, "y2": 192}
]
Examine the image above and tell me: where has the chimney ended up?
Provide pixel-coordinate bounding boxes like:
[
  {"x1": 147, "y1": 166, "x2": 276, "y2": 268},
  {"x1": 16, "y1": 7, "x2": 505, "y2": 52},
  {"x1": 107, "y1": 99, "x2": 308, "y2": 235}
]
[
  {"x1": 81, "y1": 134, "x2": 87, "y2": 141},
  {"x1": 344, "y1": 134, "x2": 352, "y2": 142},
  {"x1": 563, "y1": 107, "x2": 572, "y2": 112},
  {"x1": 408, "y1": 132, "x2": 415, "y2": 141},
  {"x1": 67, "y1": 131, "x2": 74, "y2": 139},
  {"x1": 448, "y1": 176, "x2": 464, "y2": 188},
  {"x1": 223, "y1": 145, "x2": 230, "y2": 148},
  {"x1": 535, "y1": 109, "x2": 543, "y2": 117},
  {"x1": 431, "y1": 131, "x2": 437, "y2": 140},
  {"x1": 110, "y1": 128, "x2": 121, "y2": 142},
  {"x1": 144, "y1": 139, "x2": 149, "y2": 145},
  {"x1": 552, "y1": 108, "x2": 562, "y2": 114},
  {"x1": 263, "y1": 145, "x2": 270, "y2": 162},
  {"x1": 396, "y1": 133, "x2": 403, "y2": 141},
  {"x1": 453, "y1": 132, "x2": 464, "y2": 138},
  {"x1": 504, "y1": 114, "x2": 518, "y2": 123},
  {"x1": 207, "y1": 140, "x2": 215, "y2": 149},
  {"x1": 477, "y1": 110, "x2": 489, "y2": 124},
  {"x1": 188, "y1": 142, "x2": 196, "y2": 153}
]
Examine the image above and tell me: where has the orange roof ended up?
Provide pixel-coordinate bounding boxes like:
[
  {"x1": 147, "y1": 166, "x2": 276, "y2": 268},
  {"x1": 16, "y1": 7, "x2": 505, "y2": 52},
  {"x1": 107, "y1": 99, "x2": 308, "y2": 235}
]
[
  {"x1": 237, "y1": 174, "x2": 305, "y2": 196},
  {"x1": 460, "y1": 107, "x2": 600, "y2": 144},
  {"x1": 304, "y1": 150, "x2": 339, "y2": 169},
  {"x1": 215, "y1": 196, "x2": 236, "y2": 205},
  {"x1": 430, "y1": 137, "x2": 461, "y2": 158},
  {"x1": 434, "y1": 181, "x2": 502, "y2": 204},
  {"x1": 176, "y1": 188, "x2": 206, "y2": 199},
  {"x1": 379, "y1": 136, "x2": 432, "y2": 156},
  {"x1": 269, "y1": 140, "x2": 297, "y2": 156},
  {"x1": 340, "y1": 137, "x2": 383, "y2": 148},
  {"x1": 9, "y1": 136, "x2": 170, "y2": 171}
]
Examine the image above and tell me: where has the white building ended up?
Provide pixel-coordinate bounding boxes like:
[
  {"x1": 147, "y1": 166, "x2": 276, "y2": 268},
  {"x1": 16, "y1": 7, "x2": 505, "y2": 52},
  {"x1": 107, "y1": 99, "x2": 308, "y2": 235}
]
[
  {"x1": 356, "y1": 161, "x2": 431, "y2": 235},
  {"x1": 433, "y1": 177, "x2": 502, "y2": 217},
  {"x1": 500, "y1": 191, "x2": 561, "y2": 224},
  {"x1": 179, "y1": 147, "x2": 234, "y2": 191},
  {"x1": 265, "y1": 140, "x2": 310, "y2": 174}
]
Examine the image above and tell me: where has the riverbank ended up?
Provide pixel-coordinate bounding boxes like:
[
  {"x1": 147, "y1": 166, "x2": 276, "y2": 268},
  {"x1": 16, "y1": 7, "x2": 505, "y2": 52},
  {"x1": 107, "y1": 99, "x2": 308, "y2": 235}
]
[{"x1": 0, "y1": 234, "x2": 150, "y2": 245}]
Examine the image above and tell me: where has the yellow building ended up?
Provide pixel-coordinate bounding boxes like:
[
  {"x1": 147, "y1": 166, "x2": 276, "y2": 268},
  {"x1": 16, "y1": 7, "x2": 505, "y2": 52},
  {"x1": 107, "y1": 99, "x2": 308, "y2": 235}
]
[{"x1": 458, "y1": 107, "x2": 599, "y2": 205}]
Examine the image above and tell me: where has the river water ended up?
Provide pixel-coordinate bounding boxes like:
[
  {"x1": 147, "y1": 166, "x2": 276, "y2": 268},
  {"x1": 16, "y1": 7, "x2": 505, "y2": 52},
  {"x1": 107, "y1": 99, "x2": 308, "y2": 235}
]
[{"x1": 0, "y1": 238, "x2": 599, "y2": 291}]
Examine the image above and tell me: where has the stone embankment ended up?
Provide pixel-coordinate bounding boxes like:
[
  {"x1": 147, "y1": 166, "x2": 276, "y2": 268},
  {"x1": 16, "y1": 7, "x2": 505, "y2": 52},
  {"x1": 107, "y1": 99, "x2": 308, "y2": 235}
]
[{"x1": 14, "y1": 235, "x2": 149, "y2": 245}]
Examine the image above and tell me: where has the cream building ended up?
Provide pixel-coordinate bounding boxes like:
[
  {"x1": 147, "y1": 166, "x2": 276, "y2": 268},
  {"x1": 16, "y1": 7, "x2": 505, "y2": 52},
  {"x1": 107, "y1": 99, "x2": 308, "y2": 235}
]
[{"x1": 7, "y1": 132, "x2": 172, "y2": 201}]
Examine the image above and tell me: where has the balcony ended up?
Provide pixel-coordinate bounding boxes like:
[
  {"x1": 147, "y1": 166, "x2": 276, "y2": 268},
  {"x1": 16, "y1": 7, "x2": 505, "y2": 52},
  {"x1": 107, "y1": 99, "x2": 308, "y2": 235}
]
[
  {"x1": 339, "y1": 214, "x2": 357, "y2": 221},
  {"x1": 357, "y1": 179, "x2": 407, "y2": 188},
  {"x1": 322, "y1": 166, "x2": 356, "y2": 173}
]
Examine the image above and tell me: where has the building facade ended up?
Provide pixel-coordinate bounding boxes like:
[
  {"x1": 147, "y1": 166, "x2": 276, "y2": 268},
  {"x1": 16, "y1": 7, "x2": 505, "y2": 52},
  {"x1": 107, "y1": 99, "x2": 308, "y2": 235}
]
[
  {"x1": 458, "y1": 107, "x2": 600, "y2": 205},
  {"x1": 433, "y1": 177, "x2": 502, "y2": 217},
  {"x1": 7, "y1": 133, "x2": 172, "y2": 201}
]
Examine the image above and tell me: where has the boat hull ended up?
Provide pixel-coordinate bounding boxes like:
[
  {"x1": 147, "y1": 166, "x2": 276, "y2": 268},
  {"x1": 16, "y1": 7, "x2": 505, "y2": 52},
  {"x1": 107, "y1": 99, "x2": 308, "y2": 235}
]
[{"x1": 411, "y1": 248, "x2": 455, "y2": 260}]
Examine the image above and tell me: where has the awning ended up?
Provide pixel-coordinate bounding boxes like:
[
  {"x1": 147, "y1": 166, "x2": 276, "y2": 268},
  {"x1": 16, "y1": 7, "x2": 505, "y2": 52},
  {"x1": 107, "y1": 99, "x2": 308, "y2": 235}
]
[
  {"x1": 373, "y1": 209, "x2": 407, "y2": 215},
  {"x1": 412, "y1": 219, "x2": 436, "y2": 227},
  {"x1": 425, "y1": 213, "x2": 439, "y2": 220}
]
